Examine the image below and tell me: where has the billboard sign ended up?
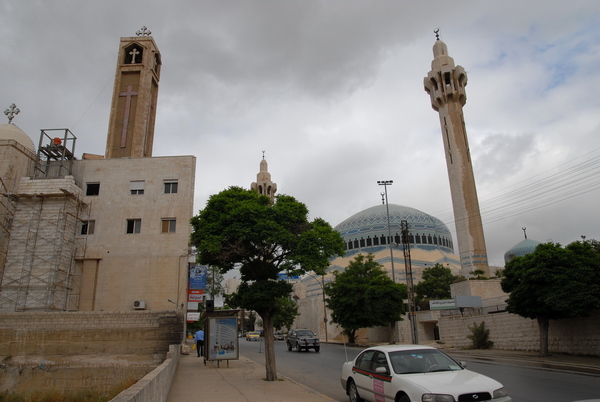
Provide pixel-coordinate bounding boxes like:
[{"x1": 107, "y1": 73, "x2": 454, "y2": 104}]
[
  {"x1": 429, "y1": 299, "x2": 457, "y2": 310},
  {"x1": 190, "y1": 265, "x2": 208, "y2": 290},
  {"x1": 207, "y1": 316, "x2": 239, "y2": 361},
  {"x1": 188, "y1": 289, "x2": 204, "y2": 302}
]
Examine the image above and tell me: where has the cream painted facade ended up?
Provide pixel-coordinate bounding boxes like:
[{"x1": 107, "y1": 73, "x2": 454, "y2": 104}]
[{"x1": 74, "y1": 155, "x2": 195, "y2": 312}]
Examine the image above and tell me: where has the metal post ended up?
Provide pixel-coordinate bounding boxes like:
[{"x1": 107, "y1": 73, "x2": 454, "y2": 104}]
[
  {"x1": 377, "y1": 181, "x2": 396, "y2": 282},
  {"x1": 306, "y1": 273, "x2": 328, "y2": 344},
  {"x1": 401, "y1": 220, "x2": 419, "y2": 344}
]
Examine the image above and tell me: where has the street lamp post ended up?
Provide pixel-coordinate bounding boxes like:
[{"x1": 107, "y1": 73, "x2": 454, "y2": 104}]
[
  {"x1": 306, "y1": 273, "x2": 328, "y2": 344},
  {"x1": 377, "y1": 180, "x2": 396, "y2": 282}
]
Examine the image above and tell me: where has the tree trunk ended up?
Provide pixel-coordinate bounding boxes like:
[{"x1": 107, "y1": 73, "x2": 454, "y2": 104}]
[
  {"x1": 260, "y1": 312, "x2": 278, "y2": 381},
  {"x1": 537, "y1": 317, "x2": 550, "y2": 357},
  {"x1": 388, "y1": 322, "x2": 396, "y2": 344}
]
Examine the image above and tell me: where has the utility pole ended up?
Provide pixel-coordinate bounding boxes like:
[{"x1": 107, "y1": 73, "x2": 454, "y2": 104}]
[
  {"x1": 377, "y1": 180, "x2": 396, "y2": 282},
  {"x1": 401, "y1": 220, "x2": 418, "y2": 344}
]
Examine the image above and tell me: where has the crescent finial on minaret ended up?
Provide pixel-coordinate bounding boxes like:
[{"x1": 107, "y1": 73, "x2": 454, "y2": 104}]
[{"x1": 434, "y1": 28, "x2": 440, "y2": 41}]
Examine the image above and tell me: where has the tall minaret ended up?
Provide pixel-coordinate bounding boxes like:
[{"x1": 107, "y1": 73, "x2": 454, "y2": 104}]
[
  {"x1": 105, "y1": 26, "x2": 161, "y2": 158},
  {"x1": 251, "y1": 152, "x2": 277, "y2": 203},
  {"x1": 424, "y1": 32, "x2": 489, "y2": 277}
]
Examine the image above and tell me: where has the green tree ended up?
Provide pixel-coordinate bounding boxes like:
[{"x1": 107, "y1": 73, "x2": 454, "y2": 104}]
[
  {"x1": 190, "y1": 186, "x2": 344, "y2": 380},
  {"x1": 204, "y1": 266, "x2": 225, "y2": 301},
  {"x1": 469, "y1": 269, "x2": 487, "y2": 280},
  {"x1": 272, "y1": 297, "x2": 299, "y2": 331},
  {"x1": 324, "y1": 254, "x2": 407, "y2": 344},
  {"x1": 501, "y1": 241, "x2": 600, "y2": 356},
  {"x1": 415, "y1": 263, "x2": 458, "y2": 308}
]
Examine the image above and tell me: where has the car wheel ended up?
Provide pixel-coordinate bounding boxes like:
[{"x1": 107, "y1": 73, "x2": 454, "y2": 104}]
[
  {"x1": 315, "y1": 346, "x2": 320, "y2": 352},
  {"x1": 348, "y1": 380, "x2": 364, "y2": 402},
  {"x1": 287, "y1": 342, "x2": 292, "y2": 351},
  {"x1": 397, "y1": 395, "x2": 410, "y2": 402}
]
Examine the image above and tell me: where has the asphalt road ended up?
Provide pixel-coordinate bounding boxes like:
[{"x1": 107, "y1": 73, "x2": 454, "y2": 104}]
[{"x1": 239, "y1": 339, "x2": 600, "y2": 402}]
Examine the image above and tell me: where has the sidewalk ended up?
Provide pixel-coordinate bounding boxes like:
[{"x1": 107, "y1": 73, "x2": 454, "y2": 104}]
[{"x1": 166, "y1": 352, "x2": 332, "y2": 402}]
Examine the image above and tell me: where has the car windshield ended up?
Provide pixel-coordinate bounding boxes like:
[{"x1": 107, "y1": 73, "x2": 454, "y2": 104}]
[
  {"x1": 296, "y1": 330, "x2": 315, "y2": 336},
  {"x1": 389, "y1": 349, "x2": 463, "y2": 374}
]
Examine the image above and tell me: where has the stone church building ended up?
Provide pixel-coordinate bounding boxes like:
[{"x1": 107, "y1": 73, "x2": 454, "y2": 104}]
[{"x1": 0, "y1": 30, "x2": 195, "y2": 313}]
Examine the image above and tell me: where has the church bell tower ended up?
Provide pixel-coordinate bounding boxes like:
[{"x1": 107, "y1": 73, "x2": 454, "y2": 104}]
[
  {"x1": 105, "y1": 26, "x2": 161, "y2": 158},
  {"x1": 424, "y1": 32, "x2": 489, "y2": 276}
]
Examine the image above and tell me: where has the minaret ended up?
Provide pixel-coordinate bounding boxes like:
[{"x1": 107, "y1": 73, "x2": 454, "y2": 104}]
[
  {"x1": 105, "y1": 26, "x2": 161, "y2": 158},
  {"x1": 251, "y1": 152, "x2": 277, "y2": 203},
  {"x1": 424, "y1": 32, "x2": 489, "y2": 276}
]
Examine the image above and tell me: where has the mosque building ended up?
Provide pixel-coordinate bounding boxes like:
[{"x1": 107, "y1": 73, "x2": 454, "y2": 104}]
[
  {"x1": 291, "y1": 34, "x2": 501, "y2": 344},
  {"x1": 0, "y1": 28, "x2": 195, "y2": 313}
]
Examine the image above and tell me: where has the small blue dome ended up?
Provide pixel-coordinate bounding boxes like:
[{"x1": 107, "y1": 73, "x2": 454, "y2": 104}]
[
  {"x1": 334, "y1": 204, "x2": 454, "y2": 256},
  {"x1": 504, "y1": 239, "x2": 542, "y2": 263}
]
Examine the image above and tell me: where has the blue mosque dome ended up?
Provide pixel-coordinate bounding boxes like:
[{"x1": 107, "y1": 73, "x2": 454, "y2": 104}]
[
  {"x1": 334, "y1": 204, "x2": 454, "y2": 256},
  {"x1": 504, "y1": 238, "x2": 542, "y2": 263}
]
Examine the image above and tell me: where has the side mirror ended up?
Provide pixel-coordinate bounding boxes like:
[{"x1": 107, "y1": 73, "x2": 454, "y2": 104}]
[
  {"x1": 376, "y1": 366, "x2": 389, "y2": 374},
  {"x1": 460, "y1": 361, "x2": 467, "y2": 368}
]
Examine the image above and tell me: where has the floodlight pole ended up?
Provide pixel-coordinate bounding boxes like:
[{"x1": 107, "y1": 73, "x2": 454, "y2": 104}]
[
  {"x1": 306, "y1": 273, "x2": 328, "y2": 344},
  {"x1": 377, "y1": 180, "x2": 396, "y2": 282}
]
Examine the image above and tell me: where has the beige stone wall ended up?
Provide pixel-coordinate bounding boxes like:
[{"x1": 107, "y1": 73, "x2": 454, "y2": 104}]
[
  {"x1": 438, "y1": 309, "x2": 600, "y2": 356},
  {"x1": 73, "y1": 155, "x2": 195, "y2": 312},
  {"x1": 0, "y1": 310, "x2": 183, "y2": 393},
  {"x1": 450, "y1": 278, "x2": 509, "y2": 305}
]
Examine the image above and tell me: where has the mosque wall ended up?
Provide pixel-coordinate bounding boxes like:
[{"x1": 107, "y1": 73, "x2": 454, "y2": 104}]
[{"x1": 438, "y1": 309, "x2": 600, "y2": 356}]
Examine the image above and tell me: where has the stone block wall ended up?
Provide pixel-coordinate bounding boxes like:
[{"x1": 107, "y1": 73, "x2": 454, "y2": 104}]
[
  {"x1": 438, "y1": 309, "x2": 600, "y2": 356},
  {"x1": 0, "y1": 310, "x2": 184, "y2": 394}
]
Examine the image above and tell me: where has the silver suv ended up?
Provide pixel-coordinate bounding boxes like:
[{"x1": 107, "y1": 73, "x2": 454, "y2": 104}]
[{"x1": 286, "y1": 329, "x2": 320, "y2": 352}]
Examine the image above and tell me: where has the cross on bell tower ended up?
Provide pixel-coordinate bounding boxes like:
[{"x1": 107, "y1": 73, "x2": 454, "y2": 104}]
[
  {"x1": 424, "y1": 32, "x2": 490, "y2": 277},
  {"x1": 105, "y1": 27, "x2": 162, "y2": 158}
]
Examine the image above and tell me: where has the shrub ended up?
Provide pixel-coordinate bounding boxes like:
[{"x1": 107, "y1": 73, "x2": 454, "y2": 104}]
[{"x1": 467, "y1": 321, "x2": 494, "y2": 349}]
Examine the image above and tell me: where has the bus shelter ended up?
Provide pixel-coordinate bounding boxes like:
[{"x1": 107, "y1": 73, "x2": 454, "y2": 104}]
[{"x1": 202, "y1": 309, "x2": 240, "y2": 367}]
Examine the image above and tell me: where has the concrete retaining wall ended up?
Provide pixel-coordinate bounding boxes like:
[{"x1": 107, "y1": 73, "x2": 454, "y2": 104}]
[
  {"x1": 0, "y1": 310, "x2": 184, "y2": 394},
  {"x1": 110, "y1": 344, "x2": 180, "y2": 402},
  {"x1": 438, "y1": 309, "x2": 600, "y2": 356}
]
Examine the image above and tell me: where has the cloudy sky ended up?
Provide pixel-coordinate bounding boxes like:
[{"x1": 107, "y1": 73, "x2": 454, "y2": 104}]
[{"x1": 2, "y1": 1, "x2": 599, "y2": 267}]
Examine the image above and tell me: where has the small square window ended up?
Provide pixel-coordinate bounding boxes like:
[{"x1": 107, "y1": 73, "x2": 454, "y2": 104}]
[
  {"x1": 81, "y1": 220, "x2": 95, "y2": 235},
  {"x1": 161, "y1": 218, "x2": 176, "y2": 233},
  {"x1": 126, "y1": 219, "x2": 141, "y2": 234},
  {"x1": 130, "y1": 181, "x2": 145, "y2": 195},
  {"x1": 164, "y1": 180, "x2": 178, "y2": 194},
  {"x1": 86, "y1": 183, "x2": 100, "y2": 196}
]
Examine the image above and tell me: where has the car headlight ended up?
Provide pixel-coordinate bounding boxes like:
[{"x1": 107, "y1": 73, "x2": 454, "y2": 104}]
[
  {"x1": 422, "y1": 394, "x2": 455, "y2": 402},
  {"x1": 493, "y1": 387, "x2": 508, "y2": 398}
]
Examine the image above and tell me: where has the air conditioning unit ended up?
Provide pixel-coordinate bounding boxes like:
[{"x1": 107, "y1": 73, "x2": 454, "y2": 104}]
[{"x1": 133, "y1": 300, "x2": 146, "y2": 310}]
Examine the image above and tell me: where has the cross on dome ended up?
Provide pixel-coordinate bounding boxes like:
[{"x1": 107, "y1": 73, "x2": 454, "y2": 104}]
[{"x1": 4, "y1": 103, "x2": 20, "y2": 124}]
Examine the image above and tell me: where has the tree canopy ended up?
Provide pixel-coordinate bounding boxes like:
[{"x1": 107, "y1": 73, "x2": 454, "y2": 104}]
[
  {"x1": 272, "y1": 297, "x2": 299, "y2": 331},
  {"x1": 501, "y1": 240, "x2": 600, "y2": 356},
  {"x1": 324, "y1": 253, "x2": 407, "y2": 344},
  {"x1": 190, "y1": 186, "x2": 345, "y2": 380},
  {"x1": 414, "y1": 263, "x2": 458, "y2": 308}
]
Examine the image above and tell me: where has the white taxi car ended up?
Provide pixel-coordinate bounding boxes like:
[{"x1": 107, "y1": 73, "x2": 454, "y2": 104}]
[{"x1": 341, "y1": 345, "x2": 511, "y2": 402}]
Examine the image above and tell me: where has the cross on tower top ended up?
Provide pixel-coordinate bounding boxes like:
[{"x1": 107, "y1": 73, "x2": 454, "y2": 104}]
[
  {"x1": 4, "y1": 103, "x2": 20, "y2": 124},
  {"x1": 136, "y1": 26, "x2": 152, "y2": 36}
]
